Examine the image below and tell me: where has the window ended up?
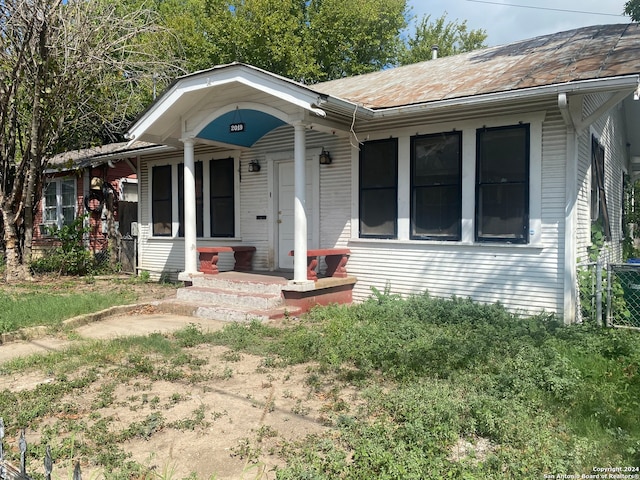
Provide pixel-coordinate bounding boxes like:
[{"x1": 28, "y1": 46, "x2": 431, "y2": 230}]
[
  {"x1": 120, "y1": 180, "x2": 138, "y2": 202},
  {"x1": 591, "y1": 135, "x2": 611, "y2": 240},
  {"x1": 476, "y1": 124, "x2": 529, "y2": 243},
  {"x1": 210, "y1": 158, "x2": 235, "y2": 237},
  {"x1": 178, "y1": 161, "x2": 204, "y2": 237},
  {"x1": 359, "y1": 138, "x2": 398, "y2": 238},
  {"x1": 152, "y1": 165, "x2": 172, "y2": 236},
  {"x1": 43, "y1": 178, "x2": 76, "y2": 229},
  {"x1": 151, "y1": 158, "x2": 235, "y2": 238},
  {"x1": 411, "y1": 132, "x2": 462, "y2": 240}
]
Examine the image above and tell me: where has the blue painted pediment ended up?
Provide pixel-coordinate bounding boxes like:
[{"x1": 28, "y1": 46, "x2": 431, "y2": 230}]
[{"x1": 197, "y1": 109, "x2": 286, "y2": 147}]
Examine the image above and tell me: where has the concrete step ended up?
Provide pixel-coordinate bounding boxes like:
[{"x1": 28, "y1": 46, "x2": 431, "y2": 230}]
[
  {"x1": 190, "y1": 273, "x2": 287, "y2": 295},
  {"x1": 176, "y1": 286, "x2": 283, "y2": 310},
  {"x1": 156, "y1": 299, "x2": 301, "y2": 322}
]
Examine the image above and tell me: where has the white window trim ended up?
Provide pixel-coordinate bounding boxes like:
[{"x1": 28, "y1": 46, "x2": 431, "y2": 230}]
[
  {"x1": 119, "y1": 178, "x2": 138, "y2": 201},
  {"x1": 43, "y1": 177, "x2": 77, "y2": 230},
  {"x1": 351, "y1": 111, "x2": 545, "y2": 247}
]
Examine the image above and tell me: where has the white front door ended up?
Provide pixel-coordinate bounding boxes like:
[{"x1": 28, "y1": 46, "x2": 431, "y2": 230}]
[{"x1": 277, "y1": 160, "x2": 314, "y2": 269}]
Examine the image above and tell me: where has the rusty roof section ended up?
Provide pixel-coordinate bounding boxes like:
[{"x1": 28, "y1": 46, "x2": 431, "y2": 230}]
[
  {"x1": 47, "y1": 141, "x2": 159, "y2": 169},
  {"x1": 315, "y1": 23, "x2": 640, "y2": 109}
]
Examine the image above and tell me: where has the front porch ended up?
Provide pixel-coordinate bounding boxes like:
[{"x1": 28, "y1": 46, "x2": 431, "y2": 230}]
[{"x1": 171, "y1": 271, "x2": 356, "y2": 322}]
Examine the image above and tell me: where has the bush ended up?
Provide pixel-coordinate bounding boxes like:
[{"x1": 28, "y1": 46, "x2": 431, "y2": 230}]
[{"x1": 30, "y1": 215, "x2": 97, "y2": 275}]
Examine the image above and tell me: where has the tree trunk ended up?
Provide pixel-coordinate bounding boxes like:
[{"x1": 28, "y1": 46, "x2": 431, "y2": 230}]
[
  {"x1": 1, "y1": 203, "x2": 28, "y2": 282},
  {"x1": 22, "y1": 8, "x2": 48, "y2": 270}
]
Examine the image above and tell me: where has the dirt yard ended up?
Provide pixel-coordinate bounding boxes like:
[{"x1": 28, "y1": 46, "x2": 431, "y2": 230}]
[{"x1": 0, "y1": 276, "x2": 355, "y2": 479}]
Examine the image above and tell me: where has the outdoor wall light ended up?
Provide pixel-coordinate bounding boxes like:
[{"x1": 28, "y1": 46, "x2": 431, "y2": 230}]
[
  {"x1": 248, "y1": 159, "x2": 261, "y2": 172},
  {"x1": 319, "y1": 149, "x2": 332, "y2": 165}
]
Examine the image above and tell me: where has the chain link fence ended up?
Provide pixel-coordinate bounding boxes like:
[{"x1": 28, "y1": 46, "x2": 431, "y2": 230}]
[
  {"x1": 608, "y1": 263, "x2": 640, "y2": 328},
  {"x1": 90, "y1": 236, "x2": 136, "y2": 274},
  {"x1": 578, "y1": 261, "x2": 640, "y2": 329}
]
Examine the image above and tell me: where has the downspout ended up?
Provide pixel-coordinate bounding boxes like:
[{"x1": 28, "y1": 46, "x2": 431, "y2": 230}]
[{"x1": 558, "y1": 93, "x2": 579, "y2": 324}]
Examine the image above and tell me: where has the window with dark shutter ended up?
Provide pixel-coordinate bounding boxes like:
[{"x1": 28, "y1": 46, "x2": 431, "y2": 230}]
[
  {"x1": 411, "y1": 132, "x2": 462, "y2": 240},
  {"x1": 359, "y1": 138, "x2": 398, "y2": 238},
  {"x1": 152, "y1": 165, "x2": 172, "y2": 236},
  {"x1": 476, "y1": 124, "x2": 529, "y2": 243}
]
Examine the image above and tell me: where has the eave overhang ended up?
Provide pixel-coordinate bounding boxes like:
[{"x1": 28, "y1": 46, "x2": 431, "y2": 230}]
[{"x1": 367, "y1": 75, "x2": 640, "y2": 119}]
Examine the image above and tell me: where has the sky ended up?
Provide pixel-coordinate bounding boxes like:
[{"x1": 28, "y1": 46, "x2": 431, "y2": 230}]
[{"x1": 407, "y1": 0, "x2": 630, "y2": 46}]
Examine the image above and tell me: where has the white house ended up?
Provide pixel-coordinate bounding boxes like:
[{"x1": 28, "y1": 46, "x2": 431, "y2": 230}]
[{"x1": 123, "y1": 23, "x2": 640, "y2": 323}]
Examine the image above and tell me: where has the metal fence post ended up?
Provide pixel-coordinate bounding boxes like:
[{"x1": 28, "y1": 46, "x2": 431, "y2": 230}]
[
  {"x1": 606, "y1": 266, "x2": 612, "y2": 327},
  {"x1": 73, "y1": 461, "x2": 82, "y2": 480},
  {"x1": 19, "y1": 431, "x2": 26, "y2": 476},
  {"x1": 596, "y1": 261, "x2": 603, "y2": 327},
  {"x1": 44, "y1": 446, "x2": 52, "y2": 480},
  {"x1": 0, "y1": 418, "x2": 5, "y2": 480}
]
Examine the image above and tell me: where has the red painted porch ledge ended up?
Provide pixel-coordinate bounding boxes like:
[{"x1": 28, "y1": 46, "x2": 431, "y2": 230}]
[
  {"x1": 197, "y1": 246, "x2": 256, "y2": 274},
  {"x1": 288, "y1": 248, "x2": 351, "y2": 281}
]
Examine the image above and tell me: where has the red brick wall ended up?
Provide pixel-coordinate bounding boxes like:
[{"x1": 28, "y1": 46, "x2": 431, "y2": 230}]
[{"x1": 33, "y1": 158, "x2": 136, "y2": 254}]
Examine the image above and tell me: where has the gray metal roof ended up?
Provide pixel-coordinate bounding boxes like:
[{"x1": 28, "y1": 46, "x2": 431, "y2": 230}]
[{"x1": 315, "y1": 23, "x2": 640, "y2": 109}]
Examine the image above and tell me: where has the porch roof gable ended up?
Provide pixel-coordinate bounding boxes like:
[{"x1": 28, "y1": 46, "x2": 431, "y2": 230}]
[{"x1": 126, "y1": 63, "x2": 344, "y2": 147}]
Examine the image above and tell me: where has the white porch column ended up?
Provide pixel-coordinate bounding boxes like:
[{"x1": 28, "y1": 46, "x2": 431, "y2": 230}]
[
  {"x1": 181, "y1": 137, "x2": 198, "y2": 276},
  {"x1": 293, "y1": 122, "x2": 309, "y2": 283}
]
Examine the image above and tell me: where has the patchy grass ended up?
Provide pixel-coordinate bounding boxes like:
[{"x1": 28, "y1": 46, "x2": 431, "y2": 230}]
[
  {"x1": 0, "y1": 288, "x2": 638, "y2": 479},
  {"x1": 202, "y1": 291, "x2": 640, "y2": 478},
  {"x1": 0, "y1": 275, "x2": 174, "y2": 333}
]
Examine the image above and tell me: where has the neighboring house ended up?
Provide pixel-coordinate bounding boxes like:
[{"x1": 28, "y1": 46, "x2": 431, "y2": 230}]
[
  {"x1": 35, "y1": 143, "x2": 143, "y2": 260},
  {"x1": 122, "y1": 23, "x2": 640, "y2": 323}
]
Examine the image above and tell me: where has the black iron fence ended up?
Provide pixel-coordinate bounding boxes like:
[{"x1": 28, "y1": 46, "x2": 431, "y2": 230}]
[{"x1": 0, "y1": 418, "x2": 82, "y2": 480}]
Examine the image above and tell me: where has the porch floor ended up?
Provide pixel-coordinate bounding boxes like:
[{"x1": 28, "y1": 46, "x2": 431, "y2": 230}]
[{"x1": 206, "y1": 270, "x2": 293, "y2": 284}]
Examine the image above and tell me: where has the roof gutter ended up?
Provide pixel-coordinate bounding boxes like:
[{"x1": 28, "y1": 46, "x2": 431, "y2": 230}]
[
  {"x1": 316, "y1": 94, "x2": 376, "y2": 119},
  {"x1": 368, "y1": 75, "x2": 640, "y2": 118}
]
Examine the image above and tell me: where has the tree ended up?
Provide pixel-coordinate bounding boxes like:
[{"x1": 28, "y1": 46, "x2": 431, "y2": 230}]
[
  {"x1": 305, "y1": 0, "x2": 408, "y2": 81},
  {"x1": 624, "y1": 0, "x2": 640, "y2": 21},
  {"x1": 0, "y1": 0, "x2": 179, "y2": 281},
  {"x1": 399, "y1": 13, "x2": 487, "y2": 65},
  {"x1": 150, "y1": 0, "x2": 409, "y2": 83}
]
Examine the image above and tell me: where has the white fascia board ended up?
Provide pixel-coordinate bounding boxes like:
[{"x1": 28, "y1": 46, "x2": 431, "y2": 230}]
[
  {"x1": 231, "y1": 71, "x2": 327, "y2": 117},
  {"x1": 126, "y1": 86, "x2": 185, "y2": 142},
  {"x1": 371, "y1": 75, "x2": 640, "y2": 118},
  {"x1": 127, "y1": 66, "x2": 328, "y2": 142}
]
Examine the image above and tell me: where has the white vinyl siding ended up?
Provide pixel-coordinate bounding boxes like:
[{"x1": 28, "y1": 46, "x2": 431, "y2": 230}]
[
  {"x1": 576, "y1": 93, "x2": 629, "y2": 265},
  {"x1": 134, "y1": 97, "x2": 636, "y2": 319},
  {"x1": 347, "y1": 108, "x2": 562, "y2": 316}
]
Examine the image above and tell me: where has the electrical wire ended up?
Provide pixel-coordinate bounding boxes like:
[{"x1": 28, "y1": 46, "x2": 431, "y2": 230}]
[{"x1": 464, "y1": 0, "x2": 627, "y2": 17}]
